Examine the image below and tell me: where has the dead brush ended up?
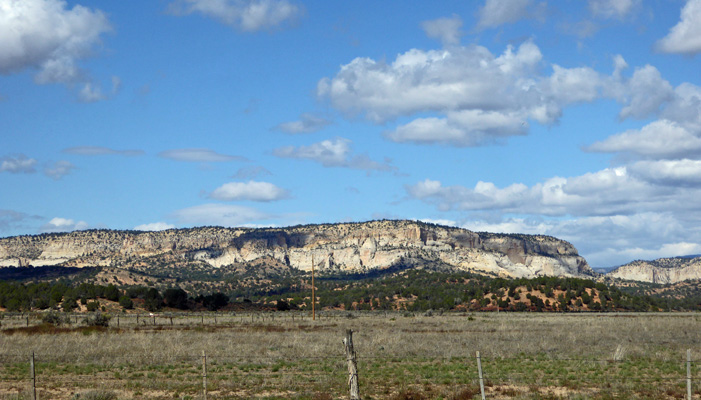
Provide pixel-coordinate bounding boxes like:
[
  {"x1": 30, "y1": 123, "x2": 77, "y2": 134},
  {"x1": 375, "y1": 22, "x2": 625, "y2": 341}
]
[
  {"x1": 450, "y1": 386, "x2": 481, "y2": 400},
  {"x1": 390, "y1": 389, "x2": 427, "y2": 400}
]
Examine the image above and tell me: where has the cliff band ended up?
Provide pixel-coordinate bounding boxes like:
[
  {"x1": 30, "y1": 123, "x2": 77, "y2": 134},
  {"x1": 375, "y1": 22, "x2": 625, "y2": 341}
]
[{"x1": 0, "y1": 220, "x2": 594, "y2": 278}]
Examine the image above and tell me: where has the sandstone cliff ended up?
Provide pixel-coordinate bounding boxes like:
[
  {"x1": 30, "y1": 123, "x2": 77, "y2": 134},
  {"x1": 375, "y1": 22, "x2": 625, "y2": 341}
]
[
  {"x1": 0, "y1": 220, "x2": 594, "y2": 278},
  {"x1": 607, "y1": 256, "x2": 701, "y2": 283}
]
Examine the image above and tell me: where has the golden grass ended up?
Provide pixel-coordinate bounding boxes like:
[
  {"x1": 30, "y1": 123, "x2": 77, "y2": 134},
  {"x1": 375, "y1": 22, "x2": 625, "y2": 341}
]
[{"x1": 0, "y1": 311, "x2": 699, "y2": 399}]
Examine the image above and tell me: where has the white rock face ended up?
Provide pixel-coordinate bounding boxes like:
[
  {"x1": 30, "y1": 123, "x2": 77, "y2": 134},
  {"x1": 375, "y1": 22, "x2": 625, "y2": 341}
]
[
  {"x1": 0, "y1": 220, "x2": 595, "y2": 278},
  {"x1": 608, "y1": 257, "x2": 701, "y2": 283}
]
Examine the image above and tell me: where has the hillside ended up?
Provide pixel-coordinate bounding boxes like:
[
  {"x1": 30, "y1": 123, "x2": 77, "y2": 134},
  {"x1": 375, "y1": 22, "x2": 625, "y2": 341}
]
[
  {"x1": 608, "y1": 256, "x2": 701, "y2": 284},
  {"x1": 0, "y1": 220, "x2": 594, "y2": 279}
]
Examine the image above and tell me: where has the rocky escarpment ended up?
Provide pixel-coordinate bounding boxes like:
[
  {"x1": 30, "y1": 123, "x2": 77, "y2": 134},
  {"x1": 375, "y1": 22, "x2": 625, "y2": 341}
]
[
  {"x1": 608, "y1": 256, "x2": 701, "y2": 283},
  {"x1": 0, "y1": 220, "x2": 594, "y2": 278}
]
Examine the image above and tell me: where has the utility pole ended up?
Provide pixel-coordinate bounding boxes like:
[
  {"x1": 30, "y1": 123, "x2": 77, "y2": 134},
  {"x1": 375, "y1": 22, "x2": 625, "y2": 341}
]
[{"x1": 312, "y1": 253, "x2": 316, "y2": 321}]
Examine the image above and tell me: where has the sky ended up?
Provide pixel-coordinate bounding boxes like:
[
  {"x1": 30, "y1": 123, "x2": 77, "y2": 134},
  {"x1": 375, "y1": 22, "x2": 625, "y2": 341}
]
[{"x1": 1, "y1": 0, "x2": 701, "y2": 269}]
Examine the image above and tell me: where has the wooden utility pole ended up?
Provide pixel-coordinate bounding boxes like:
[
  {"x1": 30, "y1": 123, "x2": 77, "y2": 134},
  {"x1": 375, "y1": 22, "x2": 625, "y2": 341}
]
[
  {"x1": 312, "y1": 254, "x2": 316, "y2": 321},
  {"x1": 343, "y1": 330, "x2": 360, "y2": 400}
]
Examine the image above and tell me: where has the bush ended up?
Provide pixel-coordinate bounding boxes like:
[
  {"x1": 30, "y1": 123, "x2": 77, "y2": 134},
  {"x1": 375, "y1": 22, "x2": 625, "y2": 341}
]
[
  {"x1": 164, "y1": 288, "x2": 189, "y2": 310},
  {"x1": 86, "y1": 301, "x2": 100, "y2": 312},
  {"x1": 83, "y1": 312, "x2": 111, "y2": 327},
  {"x1": 118, "y1": 295, "x2": 133, "y2": 310},
  {"x1": 41, "y1": 311, "x2": 69, "y2": 326}
]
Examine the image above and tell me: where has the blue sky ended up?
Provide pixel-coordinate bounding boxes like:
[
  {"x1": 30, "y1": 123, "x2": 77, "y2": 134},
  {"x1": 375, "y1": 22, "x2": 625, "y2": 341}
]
[{"x1": 2, "y1": 0, "x2": 701, "y2": 269}]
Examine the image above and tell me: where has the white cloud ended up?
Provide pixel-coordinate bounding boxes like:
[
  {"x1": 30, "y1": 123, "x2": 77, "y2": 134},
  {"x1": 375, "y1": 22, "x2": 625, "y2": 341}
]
[
  {"x1": 588, "y1": 0, "x2": 639, "y2": 19},
  {"x1": 134, "y1": 222, "x2": 175, "y2": 231},
  {"x1": 421, "y1": 15, "x2": 463, "y2": 45},
  {"x1": 618, "y1": 65, "x2": 674, "y2": 119},
  {"x1": 318, "y1": 40, "x2": 615, "y2": 147},
  {"x1": 63, "y1": 146, "x2": 145, "y2": 156},
  {"x1": 44, "y1": 160, "x2": 76, "y2": 180},
  {"x1": 662, "y1": 83, "x2": 701, "y2": 131},
  {"x1": 0, "y1": 0, "x2": 111, "y2": 84},
  {"x1": 585, "y1": 120, "x2": 701, "y2": 159},
  {"x1": 170, "y1": 203, "x2": 272, "y2": 227},
  {"x1": 0, "y1": 155, "x2": 37, "y2": 174},
  {"x1": 656, "y1": 0, "x2": 701, "y2": 55},
  {"x1": 476, "y1": 0, "x2": 540, "y2": 30},
  {"x1": 273, "y1": 138, "x2": 395, "y2": 172},
  {"x1": 168, "y1": 0, "x2": 301, "y2": 32},
  {"x1": 406, "y1": 165, "x2": 684, "y2": 218},
  {"x1": 274, "y1": 113, "x2": 331, "y2": 134},
  {"x1": 628, "y1": 159, "x2": 701, "y2": 186},
  {"x1": 458, "y1": 212, "x2": 701, "y2": 268},
  {"x1": 386, "y1": 110, "x2": 528, "y2": 147},
  {"x1": 40, "y1": 217, "x2": 88, "y2": 233},
  {"x1": 209, "y1": 181, "x2": 289, "y2": 202},
  {"x1": 159, "y1": 148, "x2": 247, "y2": 162}
]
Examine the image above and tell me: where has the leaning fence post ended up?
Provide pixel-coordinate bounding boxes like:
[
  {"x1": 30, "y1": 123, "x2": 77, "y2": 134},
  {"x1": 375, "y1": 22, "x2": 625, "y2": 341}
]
[
  {"x1": 687, "y1": 349, "x2": 692, "y2": 400},
  {"x1": 343, "y1": 329, "x2": 360, "y2": 400},
  {"x1": 202, "y1": 350, "x2": 208, "y2": 400},
  {"x1": 30, "y1": 351, "x2": 37, "y2": 400},
  {"x1": 476, "y1": 351, "x2": 486, "y2": 400}
]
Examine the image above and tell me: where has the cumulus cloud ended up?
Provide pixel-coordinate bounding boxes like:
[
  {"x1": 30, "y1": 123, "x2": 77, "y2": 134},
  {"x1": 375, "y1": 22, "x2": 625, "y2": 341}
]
[
  {"x1": 134, "y1": 222, "x2": 176, "y2": 231},
  {"x1": 0, "y1": 0, "x2": 111, "y2": 91},
  {"x1": 421, "y1": 15, "x2": 463, "y2": 45},
  {"x1": 656, "y1": 0, "x2": 701, "y2": 55},
  {"x1": 44, "y1": 160, "x2": 76, "y2": 180},
  {"x1": 40, "y1": 217, "x2": 88, "y2": 233},
  {"x1": 386, "y1": 110, "x2": 528, "y2": 147},
  {"x1": 63, "y1": 146, "x2": 145, "y2": 156},
  {"x1": 274, "y1": 113, "x2": 331, "y2": 134},
  {"x1": 158, "y1": 148, "x2": 247, "y2": 162},
  {"x1": 232, "y1": 165, "x2": 272, "y2": 179},
  {"x1": 617, "y1": 65, "x2": 675, "y2": 119},
  {"x1": 588, "y1": 0, "x2": 639, "y2": 19},
  {"x1": 273, "y1": 138, "x2": 395, "y2": 172},
  {"x1": 167, "y1": 0, "x2": 301, "y2": 32},
  {"x1": 170, "y1": 203, "x2": 272, "y2": 227},
  {"x1": 628, "y1": 159, "x2": 701, "y2": 186},
  {"x1": 585, "y1": 120, "x2": 701, "y2": 159},
  {"x1": 319, "y1": 40, "x2": 613, "y2": 146},
  {"x1": 476, "y1": 0, "x2": 543, "y2": 30},
  {"x1": 209, "y1": 181, "x2": 289, "y2": 202},
  {"x1": 459, "y1": 212, "x2": 701, "y2": 268},
  {"x1": 406, "y1": 166, "x2": 680, "y2": 218},
  {"x1": 0, "y1": 155, "x2": 37, "y2": 174}
]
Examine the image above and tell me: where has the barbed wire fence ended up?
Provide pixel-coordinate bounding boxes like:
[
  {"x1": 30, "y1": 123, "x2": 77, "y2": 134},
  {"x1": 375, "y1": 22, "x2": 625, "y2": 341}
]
[{"x1": 1, "y1": 342, "x2": 699, "y2": 398}]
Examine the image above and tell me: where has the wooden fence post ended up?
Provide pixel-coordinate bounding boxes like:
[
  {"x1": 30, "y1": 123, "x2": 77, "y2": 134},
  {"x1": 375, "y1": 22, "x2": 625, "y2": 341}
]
[
  {"x1": 687, "y1": 349, "x2": 692, "y2": 400},
  {"x1": 476, "y1": 351, "x2": 486, "y2": 400},
  {"x1": 202, "y1": 350, "x2": 208, "y2": 400},
  {"x1": 343, "y1": 329, "x2": 360, "y2": 400},
  {"x1": 30, "y1": 351, "x2": 37, "y2": 400}
]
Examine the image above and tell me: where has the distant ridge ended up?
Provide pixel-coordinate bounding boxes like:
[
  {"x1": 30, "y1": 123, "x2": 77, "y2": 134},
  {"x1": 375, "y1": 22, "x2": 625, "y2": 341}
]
[
  {"x1": 607, "y1": 256, "x2": 701, "y2": 283},
  {"x1": 0, "y1": 220, "x2": 594, "y2": 279}
]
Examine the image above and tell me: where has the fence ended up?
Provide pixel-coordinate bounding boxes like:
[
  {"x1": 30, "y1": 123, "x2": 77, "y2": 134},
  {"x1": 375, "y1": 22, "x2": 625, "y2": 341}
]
[
  {"x1": 2, "y1": 341, "x2": 699, "y2": 399},
  {"x1": 0, "y1": 311, "x2": 699, "y2": 399}
]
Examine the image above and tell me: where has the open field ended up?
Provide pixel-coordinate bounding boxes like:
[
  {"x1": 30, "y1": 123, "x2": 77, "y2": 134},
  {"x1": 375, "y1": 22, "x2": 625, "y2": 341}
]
[{"x1": 0, "y1": 311, "x2": 699, "y2": 399}]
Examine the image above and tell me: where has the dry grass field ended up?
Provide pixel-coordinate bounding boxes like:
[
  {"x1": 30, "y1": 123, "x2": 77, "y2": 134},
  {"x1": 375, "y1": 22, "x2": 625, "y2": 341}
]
[{"x1": 0, "y1": 311, "x2": 699, "y2": 399}]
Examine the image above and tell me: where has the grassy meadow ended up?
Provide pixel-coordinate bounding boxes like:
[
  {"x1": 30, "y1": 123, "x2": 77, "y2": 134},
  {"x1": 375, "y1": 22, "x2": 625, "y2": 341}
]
[{"x1": 0, "y1": 311, "x2": 699, "y2": 399}]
